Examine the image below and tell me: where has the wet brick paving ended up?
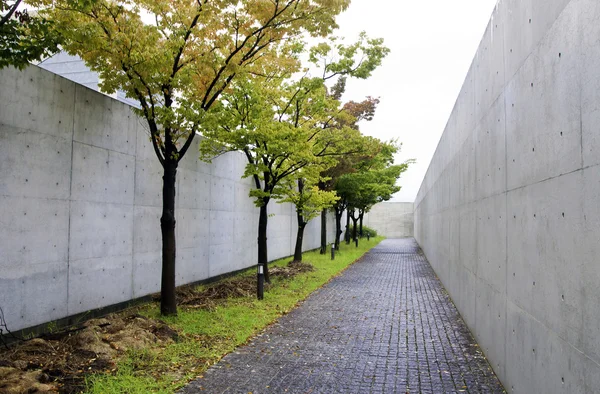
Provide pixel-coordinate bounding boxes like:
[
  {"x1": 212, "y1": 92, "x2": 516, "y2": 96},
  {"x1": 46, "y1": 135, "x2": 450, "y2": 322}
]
[{"x1": 181, "y1": 238, "x2": 505, "y2": 393}]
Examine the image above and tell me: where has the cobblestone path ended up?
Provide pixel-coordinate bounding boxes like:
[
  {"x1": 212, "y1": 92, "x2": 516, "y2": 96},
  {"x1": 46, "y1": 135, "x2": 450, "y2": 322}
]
[{"x1": 182, "y1": 238, "x2": 505, "y2": 394}]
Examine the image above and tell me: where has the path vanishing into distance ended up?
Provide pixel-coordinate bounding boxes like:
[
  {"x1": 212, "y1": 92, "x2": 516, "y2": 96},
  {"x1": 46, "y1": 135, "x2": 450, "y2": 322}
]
[{"x1": 182, "y1": 238, "x2": 505, "y2": 394}]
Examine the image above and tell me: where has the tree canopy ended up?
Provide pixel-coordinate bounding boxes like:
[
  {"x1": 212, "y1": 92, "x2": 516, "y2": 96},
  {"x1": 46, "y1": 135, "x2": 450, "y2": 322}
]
[
  {"x1": 39, "y1": 0, "x2": 353, "y2": 313},
  {"x1": 0, "y1": 0, "x2": 61, "y2": 69}
]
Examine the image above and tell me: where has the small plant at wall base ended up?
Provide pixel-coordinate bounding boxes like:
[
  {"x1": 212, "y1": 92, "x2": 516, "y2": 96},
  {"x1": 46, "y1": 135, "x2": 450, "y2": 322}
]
[
  {"x1": 40, "y1": 0, "x2": 352, "y2": 315},
  {"x1": 360, "y1": 226, "x2": 377, "y2": 238}
]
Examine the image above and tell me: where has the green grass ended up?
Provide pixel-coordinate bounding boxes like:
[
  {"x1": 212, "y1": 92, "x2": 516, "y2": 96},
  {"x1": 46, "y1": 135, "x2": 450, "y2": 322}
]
[{"x1": 86, "y1": 237, "x2": 384, "y2": 393}]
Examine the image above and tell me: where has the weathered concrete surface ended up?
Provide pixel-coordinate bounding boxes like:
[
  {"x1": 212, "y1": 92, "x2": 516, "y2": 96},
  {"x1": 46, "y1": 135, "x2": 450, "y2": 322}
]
[
  {"x1": 0, "y1": 65, "x2": 338, "y2": 332},
  {"x1": 414, "y1": 0, "x2": 600, "y2": 393},
  {"x1": 363, "y1": 202, "x2": 414, "y2": 237},
  {"x1": 182, "y1": 239, "x2": 504, "y2": 394}
]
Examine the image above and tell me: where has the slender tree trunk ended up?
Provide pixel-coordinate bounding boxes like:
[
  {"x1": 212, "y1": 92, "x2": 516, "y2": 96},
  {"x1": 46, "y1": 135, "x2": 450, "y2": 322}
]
[
  {"x1": 359, "y1": 211, "x2": 364, "y2": 237},
  {"x1": 293, "y1": 178, "x2": 307, "y2": 262},
  {"x1": 345, "y1": 209, "x2": 351, "y2": 244},
  {"x1": 293, "y1": 216, "x2": 307, "y2": 262},
  {"x1": 258, "y1": 198, "x2": 271, "y2": 284},
  {"x1": 352, "y1": 217, "x2": 358, "y2": 241},
  {"x1": 334, "y1": 207, "x2": 343, "y2": 250},
  {"x1": 160, "y1": 160, "x2": 178, "y2": 316},
  {"x1": 320, "y1": 209, "x2": 327, "y2": 254}
]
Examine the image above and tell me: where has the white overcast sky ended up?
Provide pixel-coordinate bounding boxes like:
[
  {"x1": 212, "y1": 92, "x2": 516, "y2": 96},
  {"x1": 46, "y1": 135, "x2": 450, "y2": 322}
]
[{"x1": 333, "y1": 0, "x2": 498, "y2": 202}]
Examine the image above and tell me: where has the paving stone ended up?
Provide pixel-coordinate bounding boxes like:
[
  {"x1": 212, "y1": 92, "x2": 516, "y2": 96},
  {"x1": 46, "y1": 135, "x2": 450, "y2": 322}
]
[{"x1": 181, "y1": 238, "x2": 505, "y2": 394}]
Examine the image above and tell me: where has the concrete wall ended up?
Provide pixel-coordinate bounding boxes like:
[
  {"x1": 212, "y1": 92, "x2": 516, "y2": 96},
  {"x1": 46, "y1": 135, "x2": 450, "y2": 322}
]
[
  {"x1": 414, "y1": 0, "x2": 600, "y2": 392},
  {"x1": 38, "y1": 52, "x2": 141, "y2": 108},
  {"x1": 363, "y1": 202, "x2": 414, "y2": 237},
  {"x1": 0, "y1": 65, "x2": 338, "y2": 332}
]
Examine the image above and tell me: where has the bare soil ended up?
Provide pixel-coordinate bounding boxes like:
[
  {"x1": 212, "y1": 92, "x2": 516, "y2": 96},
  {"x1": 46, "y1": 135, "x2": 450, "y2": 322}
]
[{"x1": 0, "y1": 314, "x2": 178, "y2": 394}]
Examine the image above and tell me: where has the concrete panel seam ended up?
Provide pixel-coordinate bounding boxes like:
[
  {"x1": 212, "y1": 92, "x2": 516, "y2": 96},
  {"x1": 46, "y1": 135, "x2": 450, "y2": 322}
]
[{"x1": 66, "y1": 79, "x2": 76, "y2": 316}]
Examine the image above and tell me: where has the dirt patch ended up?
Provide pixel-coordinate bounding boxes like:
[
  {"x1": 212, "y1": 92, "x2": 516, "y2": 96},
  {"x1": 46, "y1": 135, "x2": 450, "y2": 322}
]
[
  {"x1": 177, "y1": 262, "x2": 314, "y2": 308},
  {"x1": 177, "y1": 276, "x2": 256, "y2": 309},
  {"x1": 0, "y1": 314, "x2": 178, "y2": 394},
  {"x1": 270, "y1": 261, "x2": 315, "y2": 279}
]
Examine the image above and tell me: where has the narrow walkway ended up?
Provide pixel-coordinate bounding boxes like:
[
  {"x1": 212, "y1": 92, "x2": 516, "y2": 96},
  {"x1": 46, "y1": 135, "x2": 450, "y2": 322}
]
[{"x1": 182, "y1": 239, "x2": 505, "y2": 393}]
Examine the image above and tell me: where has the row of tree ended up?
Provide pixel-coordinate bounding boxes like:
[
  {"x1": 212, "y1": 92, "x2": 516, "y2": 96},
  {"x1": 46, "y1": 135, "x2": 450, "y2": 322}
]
[{"x1": 1, "y1": 0, "x2": 411, "y2": 315}]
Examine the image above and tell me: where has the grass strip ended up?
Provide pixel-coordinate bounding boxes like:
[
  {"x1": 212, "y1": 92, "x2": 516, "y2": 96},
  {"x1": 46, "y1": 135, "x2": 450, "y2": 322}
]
[{"x1": 86, "y1": 237, "x2": 384, "y2": 393}]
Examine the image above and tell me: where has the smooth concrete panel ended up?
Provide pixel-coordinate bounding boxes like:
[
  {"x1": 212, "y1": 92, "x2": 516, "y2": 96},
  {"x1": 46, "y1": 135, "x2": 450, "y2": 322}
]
[
  {"x1": 580, "y1": 0, "x2": 600, "y2": 168},
  {"x1": 233, "y1": 180, "x2": 259, "y2": 213},
  {"x1": 507, "y1": 171, "x2": 585, "y2": 349},
  {"x1": 0, "y1": 196, "x2": 69, "y2": 270},
  {"x1": 209, "y1": 210, "x2": 234, "y2": 246},
  {"x1": 458, "y1": 136, "x2": 477, "y2": 205},
  {"x1": 0, "y1": 126, "x2": 72, "y2": 199},
  {"x1": 134, "y1": 157, "x2": 163, "y2": 207},
  {"x1": 501, "y1": 0, "x2": 571, "y2": 81},
  {"x1": 176, "y1": 245, "x2": 209, "y2": 286},
  {"x1": 133, "y1": 205, "x2": 161, "y2": 254},
  {"x1": 68, "y1": 255, "x2": 133, "y2": 315},
  {"x1": 132, "y1": 252, "x2": 161, "y2": 298},
  {"x1": 455, "y1": 74, "x2": 477, "y2": 145},
  {"x1": 232, "y1": 241, "x2": 258, "y2": 270},
  {"x1": 177, "y1": 169, "x2": 211, "y2": 210},
  {"x1": 208, "y1": 243, "x2": 235, "y2": 278},
  {"x1": 458, "y1": 202, "x2": 478, "y2": 277},
  {"x1": 176, "y1": 208, "x2": 210, "y2": 250},
  {"x1": 0, "y1": 262, "x2": 68, "y2": 330},
  {"x1": 474, "y1": 97, "x2": 506, "y2": 200},
  {"x1": 211, "y1": 152, "x2": 235, "y2": 181},
  {"x1": 581, "y1": 166, "x2": 600, "y2": 364},
  {"x1": 505, "y1": 3, "x2": 581, "y2": 191},
  {"x1": 69, "y1": 201, "x2": 133, "y2": 261},
  {"x1": 177, "y1": 139, "x2": 212, "y2": 174},
  {"x1": 134, "y1": 125, "x2": 159, "y2": 162},
  {"x1": 0, "y1": 66, "x2": 75, "y2": 139},
  {"x1": 473, "y1": 12, "x2": 506, "y2": 121},
  {"x1": 475, "y1": 194, "x2": 507, "y2": 294},
  {"x1": 364, "y1": 202, "x2": 414, "y2": 238},
  {"x1": 210, "y1": 177, "x2": 235, "y2": 212},
  {"x1": 73, "y1": 85, "x2": 137, "y2": 156},
  {"x1": 234, "y1": 211, "x2": 259, "y2": 246},
  {"x1": 505, "y1": 301, "x2": 589, "y2": 394},
  {"x1": 71, "y1": 142, "x2": 135, "y2": 205},
  {"x1": 473, "y1": 280, "x2": 506, "y2": 378}
]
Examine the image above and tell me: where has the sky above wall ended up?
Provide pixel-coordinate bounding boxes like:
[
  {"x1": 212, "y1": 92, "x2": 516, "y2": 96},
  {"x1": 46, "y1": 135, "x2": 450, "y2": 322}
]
[{"x1": 333, "y1": 0, "x2": 498, "y2": 202}]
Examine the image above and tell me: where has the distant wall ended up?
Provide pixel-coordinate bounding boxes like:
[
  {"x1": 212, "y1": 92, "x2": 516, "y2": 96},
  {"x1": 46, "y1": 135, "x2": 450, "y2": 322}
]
[
  {"x1": 414, "y1": 0, "x2": 600, "y2": 393},
  {"x1": 0, "y1": 65, "x2": 337, "y2": 332},
  {"x1": 363, "y1": 202, "x2": 413, "y2": 238}
]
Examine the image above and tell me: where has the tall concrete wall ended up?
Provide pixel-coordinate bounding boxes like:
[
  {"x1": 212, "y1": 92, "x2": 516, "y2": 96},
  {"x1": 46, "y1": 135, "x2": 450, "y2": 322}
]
[
  {"x1": 363, "y1": 202, "x2": 414, "y2": 238},
  {"x1": 414, "y1": 0, "x2": 600, "y2": 392},
  {"x1": 0, "y1": 65, "x2": 338, "y2": 332}
]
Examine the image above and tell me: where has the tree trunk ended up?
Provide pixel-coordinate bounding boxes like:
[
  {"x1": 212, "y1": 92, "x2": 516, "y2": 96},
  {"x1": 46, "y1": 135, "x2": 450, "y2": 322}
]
[
  {"x1": 320, "y1": 209, "x2": 327, "y2": 254},
  {"x1": 345, "y1": 209, "x2": 351, "y2": 244},
  {"x1": 258, "y1": 198, "x2": 271, "y2": 284},
  {"x1": 160, "y1": 161, "x2": 178, "y2": 316},
  {"x1": 359, "y1": 211, "x2": 364, "y2": 237},
  {"x1": 352, "y1": 216, "x2": 358, "y2": 241},
  {"x1": 293, "y1": 218, "x2": 307, "y2": 262},
  {"x1": 334, "y1": 207, "x2": 343, "y2": 250}
]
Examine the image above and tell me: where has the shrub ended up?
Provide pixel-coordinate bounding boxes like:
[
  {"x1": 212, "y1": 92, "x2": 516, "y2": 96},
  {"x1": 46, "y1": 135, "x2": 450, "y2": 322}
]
[{"x1": 361, "y1": 226, "x2": 378, "y2": 238}]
